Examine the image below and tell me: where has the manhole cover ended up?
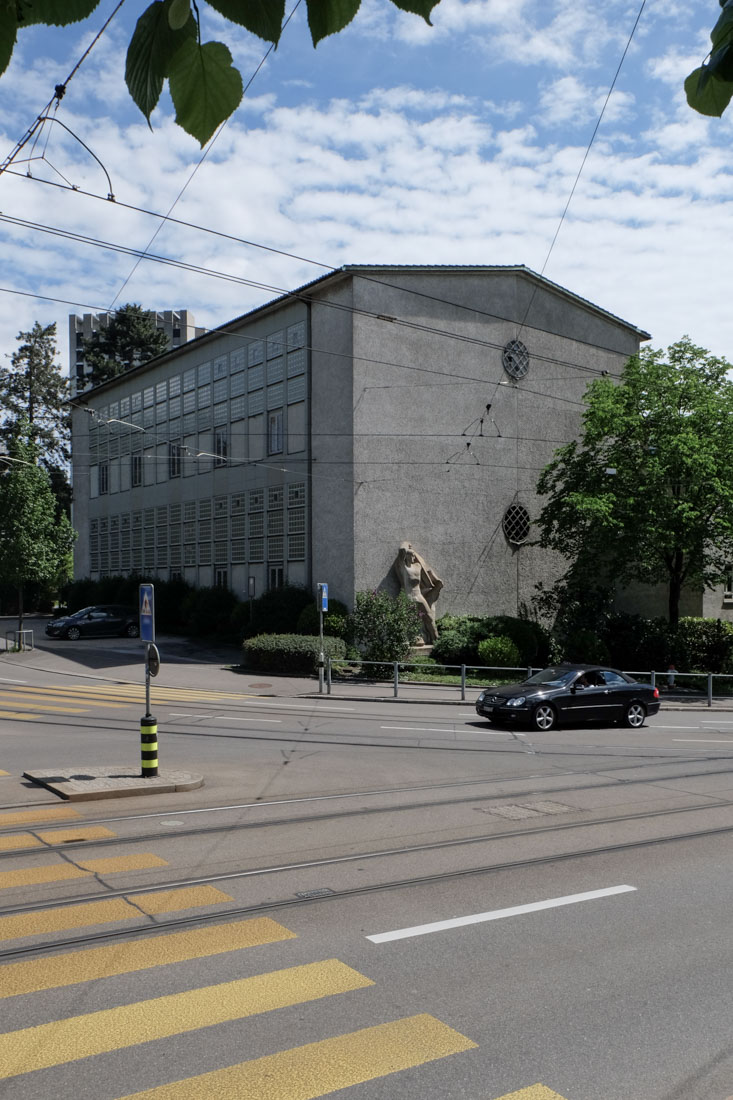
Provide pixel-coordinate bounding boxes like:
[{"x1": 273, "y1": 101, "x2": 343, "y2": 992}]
[
  {"x1": 488, "y1": 804, "x2": 544, "y2": 820},
  {"x1": 295, "y1": 888, "x2": 335, "y2": 899},
  {"x1": 248, "y1": 683, "x2": 272, "y2": 689}
]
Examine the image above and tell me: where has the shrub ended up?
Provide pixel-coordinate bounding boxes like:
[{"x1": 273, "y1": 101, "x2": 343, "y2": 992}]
[
  {"x1": 559, "y1": 628, "x2": 610, "y2": 665},
  {"x1": 180, "y1": 586, "x2": 239, "y2": 636},
  {"x1": 296, "y1": 598, "x2": 350, "y2": 639},
  {"x1": 348, "y1": 590, "x2": 422, "y2": 663},
  {"x1": 243, "y1": 585, "x2": 313, "y2": 637},
  {"x1": 477, "y1": 635, "x2": 521, "y2": 668},
  {"x1": 672, "y1": 617, "x2": 733, "y2": 673},
  {"x1": 431, "y1": 616, "x2": 494, "y2": 665},
  {"x1": 483, "y1": 615, "x2": 551, "y2": 665},
  {"x1": 242, "y1": 633, "x2": 346, "y2": 674},
  {"x1": 602, "y1": 613, "x2": 671, "y2": 671}
]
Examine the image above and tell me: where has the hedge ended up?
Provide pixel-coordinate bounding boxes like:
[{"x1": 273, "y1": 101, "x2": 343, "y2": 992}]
[{"x1": 242, "y1": 633, "x2": 347, "y2": 674}]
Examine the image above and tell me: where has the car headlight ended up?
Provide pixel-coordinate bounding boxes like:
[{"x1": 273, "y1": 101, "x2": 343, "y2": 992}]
[
  {"x1": 477, "y1": 692, "x2": 486, "y2": 703},
  {"x1": 506, "y1": 696, "x2": 526, "y2": 707}
]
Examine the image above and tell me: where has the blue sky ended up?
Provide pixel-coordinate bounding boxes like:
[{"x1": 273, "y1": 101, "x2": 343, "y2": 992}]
[{"x1": 0, "y1": 0, "x2": 730, "y2": 372}]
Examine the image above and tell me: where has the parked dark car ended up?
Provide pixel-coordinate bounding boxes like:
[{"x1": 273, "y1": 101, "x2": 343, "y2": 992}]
[
  {"x1": 475, "y1": 664, "x2": 660, "y2": 731},
  {"x1": 45, "y1": 605, "x2": 140, "y2": 641}
]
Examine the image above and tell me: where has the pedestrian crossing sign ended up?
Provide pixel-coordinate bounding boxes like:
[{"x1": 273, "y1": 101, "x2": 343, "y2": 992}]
[{"x1": 139, "y1": 583, "x2": 155, "y2": 642}]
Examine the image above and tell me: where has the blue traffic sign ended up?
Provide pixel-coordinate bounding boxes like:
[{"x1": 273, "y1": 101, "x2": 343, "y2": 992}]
[
  {"x1": 139, "y1": 583, "x2": 155, "y2": 643},
  {"x1": 318, "y1": 582, "x2": 328, "y2": 612}
]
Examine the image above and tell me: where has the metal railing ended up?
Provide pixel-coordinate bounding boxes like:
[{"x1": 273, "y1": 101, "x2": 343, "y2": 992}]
[
  {"x1": 4, "y1": 629, "x2": 34, "y2": 652},
  {"x1": 323, "y1": 658, "x2": 733, "y2": 705}
]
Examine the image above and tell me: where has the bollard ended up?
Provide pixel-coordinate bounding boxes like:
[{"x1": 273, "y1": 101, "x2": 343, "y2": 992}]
[{"x1": 140, "y1": 715, "x2": 158, "y2": 777}]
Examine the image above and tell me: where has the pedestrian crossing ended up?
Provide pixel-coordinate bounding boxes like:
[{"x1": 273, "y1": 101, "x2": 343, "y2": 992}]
[
  {"x1": 0, "y1": 805, "x2": 479, "y2": 1097},
  {"x1": 0, "y1": 807, "x2": 574, "y2": 1097}
]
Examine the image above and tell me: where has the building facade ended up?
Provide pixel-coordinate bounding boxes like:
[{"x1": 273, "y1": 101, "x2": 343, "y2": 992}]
[{"x1": 70, "y1": 265, "x2": 651, "y2": 616}]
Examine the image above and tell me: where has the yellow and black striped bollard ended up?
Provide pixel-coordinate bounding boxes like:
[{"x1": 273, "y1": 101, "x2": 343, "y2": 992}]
[{"x1": 140, "y1": 715, "x2": 158, "y2": 778}]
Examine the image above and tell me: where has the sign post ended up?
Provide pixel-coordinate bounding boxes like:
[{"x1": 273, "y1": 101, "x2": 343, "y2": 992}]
[
  {"x1": 317, "y1": 583, "x2": 328, "y2": 693},
  {"x1": 139, "y1": 584, "x2": 159, "y2": 777}
]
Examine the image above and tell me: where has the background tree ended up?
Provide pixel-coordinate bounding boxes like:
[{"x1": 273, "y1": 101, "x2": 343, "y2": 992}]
[
  {"x1": 535, "y1": 337, "x2": 733, "y2": 629},
  {"x1": 686, "y1": 0, "x2": 733, "y2": 118},
  {"x1": 0, "y1": 1, "x2": 439, "y2": 146},
  {"x1": 0, "y1": 322, "x2": 70, "y2": 515},
  {"x1": 0, "y1": 427, "x2": 76, "y2": 632},
  {"x1": 83, "y1": 303, "x2": 170, "y2": 388}
]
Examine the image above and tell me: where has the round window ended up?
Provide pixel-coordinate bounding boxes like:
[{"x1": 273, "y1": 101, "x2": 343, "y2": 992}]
[
  {"x1": 502, "y1": 339, "x2": 529, "y2": 380},
  {"x1": 502, "y1": 503, "x2": 530, "y2": 545}
]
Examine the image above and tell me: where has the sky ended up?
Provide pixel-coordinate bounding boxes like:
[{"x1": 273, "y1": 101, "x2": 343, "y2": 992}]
[{"x1": 0, "y1": 0, "x2": 731, "y2": 375}]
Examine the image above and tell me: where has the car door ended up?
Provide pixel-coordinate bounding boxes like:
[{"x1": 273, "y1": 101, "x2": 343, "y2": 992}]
[
  {"x1": 565, "y1": 672, "x2": 608, "y2": 722},
  {"x1": 597, "y1": 669, "x2": 631, "y2": 721},
  {"x1": 85, "y1": 608, "x2": 114, "y2": 636}
]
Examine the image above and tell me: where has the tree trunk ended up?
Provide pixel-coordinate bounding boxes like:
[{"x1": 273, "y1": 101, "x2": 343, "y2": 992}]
[
  {"x1": 17, "y1": 583, "x2": 23, "y2": 638},
  {"x1": 668, "y1": 570, "x2": 682, "y2": 630}
]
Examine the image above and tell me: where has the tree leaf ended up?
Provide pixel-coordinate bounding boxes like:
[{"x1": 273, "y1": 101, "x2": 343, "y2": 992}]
[
  {"x1": 16, "y1": 0, "x2": 100, "y2": 27},
  {"x1": 0, "y1": 4, "x2": 17, "y2": 77},
  {"x1": 710, "y1": 0, "x2": 733, "y2": 51},
  {"x1": 168, "y1": 38, "x2": 243, "y2": 146},
  {"x1": 684, "y1": 65, "x2": 733, "y2": 117},
  {"x1": 306, "y1": 0, "x2": 361, "y2": 46},
  {"x1": 206, "y1": 0, "x2": 285, "y2": 44},
  {"x1": 388, "y1": 0, "x2": 441, "y2": 24},
  {"x1": 168, "y1": 0, "x2": 190, "y2": 30},
  {"x1": 125, "y1": 1, "x2": 196, "y2": 124}
]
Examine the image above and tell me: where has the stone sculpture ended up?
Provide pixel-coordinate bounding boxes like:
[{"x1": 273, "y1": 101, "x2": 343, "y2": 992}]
[{"x1": 393, "y1": 541, "x2": 443, "y2": 644}]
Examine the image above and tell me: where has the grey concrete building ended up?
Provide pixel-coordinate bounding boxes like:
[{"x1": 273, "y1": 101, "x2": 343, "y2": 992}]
[
  {"x1": 70, "y1": 265, "x2": 652, "y2": 617},
  {"x1": 70, "y1": 309, "x2": 204, "y2": 395}
]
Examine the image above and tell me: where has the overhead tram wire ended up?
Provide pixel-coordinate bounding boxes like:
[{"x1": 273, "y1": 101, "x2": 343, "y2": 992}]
[
  {"x1": 514, "y1": 0, "x2": 648, "y2": 343},
  {"x1": 109, "y1": 0, "x2": 304, "y2": 309},
  {"x1": 2, "y1": 165, "x2": 637, "y2": 378},
  {"x1": 0, "y1": 211, "x2": 625, "y2": 383},
  {"x1": 0, "y1": 0, "x2": 127, "y2": 178}
]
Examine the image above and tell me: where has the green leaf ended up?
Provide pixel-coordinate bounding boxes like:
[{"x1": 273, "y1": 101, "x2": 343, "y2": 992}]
[
  {"x1": 708, "y1": 42, "x2": 733, "y2": 82},
  {"x1": 0, "y1": 4, "x2": 17, "y2": 77},
  {"x1": 125, "y1": 1, "x2": 196, "y2": 124},
  {"x1": 685, "y1": 65, "x2": 733, "y2": 117},
  {"x1": 168, "y1": 38, "x2": 243, "y2": 146},
  {"x1": 388, "y1": 0, "x2": 441, "y2": 23},
  {"x1": 710, "y1": 0, "x2": 733, "y2": 50},
  {"x1": 306, "y1": 0, "x2": 360, "y2": 46},
  {"x1": 16, "y1": 0, "x2": 100, "y2": 27},
  {"x1": 206, "y1": 0, "x2": 285, "y2": 44},
  {"x1": 168, "y1": 0, "x2": 190, "y2": 30}
]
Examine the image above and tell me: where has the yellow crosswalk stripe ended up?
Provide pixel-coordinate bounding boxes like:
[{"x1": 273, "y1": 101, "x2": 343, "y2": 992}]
[
  {"x1": 0, "y1": 826, "x2": 117, "y2": 851},
  {"x1": 118, "y1": 1013, "x2": 477, "y2": 1100},
  {"x1": 0, "y1": 959, "x2": 373, "y2": 1079},
  {"x1": 0, "y1": 694, "x2": 88, "y2": 714},
  {"x1": 8, "y1": 685, "x2": 261, "y2": 703},
  {"x1": 1, "y1": 917, "x2": 296, "y2": 998},
  {"x1": 0, "y1": 711, "x2": 35, "y2": 720},
  {"x1": 0, "y1": 852, "x2": 167, "y2": 890},
  {"x1": 494, "y1": 1088, "x2": 570, "y2": 1099},
  {"x1": 0, "y1": 885, "x2": 233, "y2": 941},
  {"x1": 0, "y1": 770, "x2": 9, "y2": 776},
  {"x1": 0, "y1": 807, "x2": 80, "y2": 827}
]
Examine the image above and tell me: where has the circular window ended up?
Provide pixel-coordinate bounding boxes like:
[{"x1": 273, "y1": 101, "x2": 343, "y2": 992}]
[
  {"x1": 503, "y1": 503, "x2": 530, "y2": 545},
  {"x1": 502, "y1": 339, "x2": 529, "y2": 380}
]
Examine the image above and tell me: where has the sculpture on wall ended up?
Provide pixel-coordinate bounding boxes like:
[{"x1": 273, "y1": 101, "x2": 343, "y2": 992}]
[{"x1": 393, "y1": 541, "x2": 443, "y2": 644}]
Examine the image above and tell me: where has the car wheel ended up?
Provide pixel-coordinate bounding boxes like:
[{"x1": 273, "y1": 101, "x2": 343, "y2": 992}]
[
  {"x1": 531, "y1": 703, "x2": 556, "y2": 732},
  {"x1": 65, "y1": 626, "x2": 81, "y2": 640},
  {"x1": 124, "y1": 623, "x2": 140, "y2": 638},
  {"x1": 623, "y1": 701, "x2": 646, "y2": 729}
]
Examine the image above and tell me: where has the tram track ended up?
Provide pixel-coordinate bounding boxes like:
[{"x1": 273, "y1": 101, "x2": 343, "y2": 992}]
[{"x1": 3, "y1": 801, "x2": 733, "y2": 961}]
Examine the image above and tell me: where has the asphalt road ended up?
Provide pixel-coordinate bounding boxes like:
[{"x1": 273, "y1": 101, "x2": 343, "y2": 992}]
[{"x1": 2, "y1": 632, "x2": 733, "y2": 1098}]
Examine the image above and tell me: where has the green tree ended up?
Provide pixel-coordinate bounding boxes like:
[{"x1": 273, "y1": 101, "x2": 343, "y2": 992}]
[
  {"x1": 535, "y1": 337, "x2": 733, "y2": 629},
  {"x1": 0, "y1": 322, "x2": 70, "y2": 515},
  {"x1": 0, "y1": 1, "x2": 440, "y2": 146},
  {"x1": 0, "y1": 426, "x2": 76, "y2": 632},
  {"x1": 84, "y1": 304, "x2": 170, "y2": 388}
]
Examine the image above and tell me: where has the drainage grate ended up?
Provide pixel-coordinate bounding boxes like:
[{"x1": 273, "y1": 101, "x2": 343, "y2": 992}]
[
  {"x1": 520, "y1": 800, "x2": 573, "y2": 815},
  {"x1": 295, "y1": 888, "x2": 335, "y2": 899},
  {"x1": 475, "y1": 800, "x2": 574, "y2": 820}
]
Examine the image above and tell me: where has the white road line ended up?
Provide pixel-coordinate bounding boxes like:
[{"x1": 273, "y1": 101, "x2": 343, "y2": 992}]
[
  {"x1": 245, "y1": 701, "x2": 356, "y2": 711},
  {"x1": 0, "y1": 677, "x2": 27, "y2": 683},
  {"x1": 381, "y1": 726, "x2": 457, "y2": 733},
  {"x1": 674, "y1": 738, "x2": 733, "y2": 744},
  {"x1": 168, "y1": 712, "x2": 214, "y2": 718},
  {"x1": 212, "y1": 716, "x2": 281, "y2": 723},
  {"x1": 653, "y1": 724, "x2": 703, "y2": 730},
  {"x1": 366, "y1": 884, "x2": 637, "y2": 944}
]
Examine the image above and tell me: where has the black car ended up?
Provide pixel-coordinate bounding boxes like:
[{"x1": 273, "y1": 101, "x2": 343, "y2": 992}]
[
  {"x1": 45, "y1": 605, "x2": 140, "y2": 641},
  {"x1": 475, "y1": 664, "x2": 660, "y2": 731}
]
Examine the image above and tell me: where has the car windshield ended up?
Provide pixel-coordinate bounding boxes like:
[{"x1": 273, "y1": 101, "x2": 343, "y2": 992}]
[
  {"x1": 71, "y1": 607, "x2": 95, "y2": 618},
  {"x1": 523, "y1": 667, "x2": 578, "y2": 687}
]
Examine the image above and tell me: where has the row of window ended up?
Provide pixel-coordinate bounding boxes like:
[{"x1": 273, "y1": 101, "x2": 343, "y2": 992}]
[
  {"x1": 88, "y1": 533, "x2": 306, "y2": 574},
  {"x1": 90, "y1": 509, "x2": 305, "y2": 549},
  {"x1": 89, "y1": 486, "x2": 305, "y2": 532}
]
